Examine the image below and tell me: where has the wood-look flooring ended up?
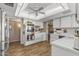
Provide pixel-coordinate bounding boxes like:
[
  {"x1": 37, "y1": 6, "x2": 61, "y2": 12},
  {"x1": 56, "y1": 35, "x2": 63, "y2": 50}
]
[{"x1": 6, "y1": 41, "x2": 51, "y2": 56}]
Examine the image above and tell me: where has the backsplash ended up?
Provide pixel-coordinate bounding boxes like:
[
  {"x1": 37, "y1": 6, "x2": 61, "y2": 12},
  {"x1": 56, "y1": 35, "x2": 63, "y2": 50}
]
[{"x1": 66, "y1": 29, "x2": 75, "y2": 34}]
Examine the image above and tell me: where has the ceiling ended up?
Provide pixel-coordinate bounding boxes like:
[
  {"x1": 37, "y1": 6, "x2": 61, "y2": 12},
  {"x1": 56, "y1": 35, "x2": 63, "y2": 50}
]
[
  {"x1": 15, "y1": 3, "x2": 70, "y2": 20},
  {"x1": 0, "y1": 3, "x2": 17, "y2": 17},
  {"x1": 40, "y1": 3, "x2": 76, "y2": 22},
  {"x1": 25, "y1": 3, "x2": 52, "y2": 11}
]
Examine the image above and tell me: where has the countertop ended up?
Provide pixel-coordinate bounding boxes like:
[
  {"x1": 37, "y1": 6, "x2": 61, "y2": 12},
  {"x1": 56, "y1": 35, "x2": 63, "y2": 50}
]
[
  {"x1": 50, "y1": 33, "x2": 75, "y2": 38},
  {"x1": 51, "y1": 37, "x2": 79, "y2": 55}
]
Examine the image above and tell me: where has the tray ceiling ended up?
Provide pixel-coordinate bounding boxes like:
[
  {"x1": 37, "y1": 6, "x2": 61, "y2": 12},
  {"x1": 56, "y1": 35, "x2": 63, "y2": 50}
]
[{"x1": 15, "y1": 3, "x2": 69, "y2": 20}]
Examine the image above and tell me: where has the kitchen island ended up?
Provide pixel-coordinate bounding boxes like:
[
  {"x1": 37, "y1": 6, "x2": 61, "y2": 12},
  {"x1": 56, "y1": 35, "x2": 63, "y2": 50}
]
[{"x1": 51, "y1": 37, "x2": 79, "y2": 56}]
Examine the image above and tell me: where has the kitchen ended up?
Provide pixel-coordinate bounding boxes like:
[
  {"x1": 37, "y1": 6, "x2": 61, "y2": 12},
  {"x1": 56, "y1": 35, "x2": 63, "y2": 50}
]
[
  {"x1": 49, "y1": 3, "x2": 79, "y2": 56},
  {"x1": 1, "y1": 3, "x2": 79, "y2": 56}
]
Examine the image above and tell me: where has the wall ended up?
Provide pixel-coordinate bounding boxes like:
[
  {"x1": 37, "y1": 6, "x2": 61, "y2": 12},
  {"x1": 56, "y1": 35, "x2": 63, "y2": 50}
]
[
  {"x1": 43, "y1": 20, "x2": 54, "y2": 33},
  {"x1": 43, "y1": 22, "x2": 46, "y2": 32},
  {"x1": 43, "y1": 22, "x2": 47, "y2": 32}
]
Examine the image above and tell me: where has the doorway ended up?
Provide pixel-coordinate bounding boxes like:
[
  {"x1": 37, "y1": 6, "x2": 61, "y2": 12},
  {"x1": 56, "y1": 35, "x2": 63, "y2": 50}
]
[
  {"x1": 9, "y1": 20, "x2": 21, "y2": 43},
  {"x1": 48, "y1": 21, "x2": 53, "y2": 42},
  {"x1": 43, "y1": 20, "x2": 54, "y2": 43}
]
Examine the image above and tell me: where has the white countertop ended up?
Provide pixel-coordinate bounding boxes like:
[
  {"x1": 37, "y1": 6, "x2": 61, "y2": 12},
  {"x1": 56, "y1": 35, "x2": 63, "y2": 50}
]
[
  {"x1": 50, "y1": 33, "x2": 75, "y2": 38},
  {"x1": 51, "y1": 37, "x2": 79, "y2": 55}
]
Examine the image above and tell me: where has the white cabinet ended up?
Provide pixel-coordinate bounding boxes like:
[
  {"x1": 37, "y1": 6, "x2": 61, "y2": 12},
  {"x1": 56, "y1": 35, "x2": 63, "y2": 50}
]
[
  {"x1": 53, "y1": 16, "x2": 73, "y2": 28},
  {"x1": 60, "y1": 15, "x2": 79, "y2": 28},
  {"x1": 53, "y1": 18, "x2": 60, "y2": 28},
  {"x1": 53, "y1": 15, "x2": 79, "y2": 28},
  {"x1": 71, "y1": 15, "x2": 76, "y2": 27},
  {"x1": 53, "y1": 16, "x2": 72, "y2": 28},
  {"x1": 61, "y1": 16, "x2": 72, "y2": 27},
  {"x1": 71, "y1": 15, "x2": 79, "y2": 27}
]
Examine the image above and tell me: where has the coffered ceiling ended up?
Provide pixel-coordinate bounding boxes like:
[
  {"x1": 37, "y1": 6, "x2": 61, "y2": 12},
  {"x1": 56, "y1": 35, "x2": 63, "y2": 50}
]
[{"x1": 15, "y1": 3, "x2": 70, "y2": 20}]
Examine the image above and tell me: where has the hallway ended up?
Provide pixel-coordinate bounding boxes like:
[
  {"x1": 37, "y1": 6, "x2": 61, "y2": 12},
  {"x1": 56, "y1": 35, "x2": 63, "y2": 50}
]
[{"x1": 5, "y1": 41, "x2": 51, "y2": 56}]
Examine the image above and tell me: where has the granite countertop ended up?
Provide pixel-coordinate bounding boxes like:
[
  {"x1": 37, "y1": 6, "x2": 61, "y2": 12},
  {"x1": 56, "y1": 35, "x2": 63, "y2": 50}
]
[{"x1": 51, "y1": 37, "x2": 79, "y2": 55}]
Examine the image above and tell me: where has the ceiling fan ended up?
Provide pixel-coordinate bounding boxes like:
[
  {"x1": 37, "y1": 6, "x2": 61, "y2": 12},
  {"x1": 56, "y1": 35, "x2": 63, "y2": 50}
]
[{"x1": 27, "y1": 7, "x2": 45, "y2": 16}]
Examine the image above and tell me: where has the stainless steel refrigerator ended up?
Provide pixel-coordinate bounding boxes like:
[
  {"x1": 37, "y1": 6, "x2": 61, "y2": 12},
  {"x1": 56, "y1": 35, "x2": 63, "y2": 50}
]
[{"x1": 0, "y1": 8, "x2": 9, "y2": 56}]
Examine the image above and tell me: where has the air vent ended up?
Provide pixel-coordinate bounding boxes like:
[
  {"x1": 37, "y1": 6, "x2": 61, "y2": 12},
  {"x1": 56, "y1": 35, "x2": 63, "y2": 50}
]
[{"x1": 4, "y1": 3, "x2": 14, "y2": 7}]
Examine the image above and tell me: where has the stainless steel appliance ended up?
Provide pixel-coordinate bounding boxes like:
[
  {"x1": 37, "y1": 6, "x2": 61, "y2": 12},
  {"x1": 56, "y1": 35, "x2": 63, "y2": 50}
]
[{"x1": 0, "y1": 8, "x2": 9, "y2": 56}]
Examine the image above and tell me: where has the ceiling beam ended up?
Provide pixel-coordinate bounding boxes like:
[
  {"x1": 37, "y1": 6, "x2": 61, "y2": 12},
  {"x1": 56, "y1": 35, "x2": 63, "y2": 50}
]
[{"x1": 15, "y1": 3, "x2": 28, "y2": 16}]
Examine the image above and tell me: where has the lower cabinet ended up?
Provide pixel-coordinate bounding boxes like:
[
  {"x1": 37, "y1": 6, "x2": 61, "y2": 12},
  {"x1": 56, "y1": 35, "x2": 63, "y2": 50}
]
[
  {"x1": 52, "y1": 45, "x2": 78, "y2": 56},
  {"x1": 24, "y1": 32, "x2": 47, "y2": 46}
]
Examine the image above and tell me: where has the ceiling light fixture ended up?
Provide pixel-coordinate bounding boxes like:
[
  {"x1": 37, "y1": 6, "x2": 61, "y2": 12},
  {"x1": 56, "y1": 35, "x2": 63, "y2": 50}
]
[{"x1": 27, "y1": 7, "x2": 45, "y2": 16}]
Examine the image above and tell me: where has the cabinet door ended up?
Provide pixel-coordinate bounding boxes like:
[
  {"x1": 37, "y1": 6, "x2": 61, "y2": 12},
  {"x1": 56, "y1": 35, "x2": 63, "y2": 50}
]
[
  {"x1": 61, "y1": 16, "x2": 72, "y2": 27},
  {"x1": 71, "y1": 15, "x2": 79, "y2": 27},
  {"x1": 71, "y1": 15, "x2": 76, "y2": 27},
  {"x1": 53, "y1": 18, "x2": 60, "y2": 28}
]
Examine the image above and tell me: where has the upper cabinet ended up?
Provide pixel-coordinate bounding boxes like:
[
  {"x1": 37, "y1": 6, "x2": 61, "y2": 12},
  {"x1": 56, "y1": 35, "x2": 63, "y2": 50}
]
[
  {"x1": 61, "y1": 16, "x2": 72, "y2": 27},
  {"x1": 53, "y1": 18, "x2": 60, "y2": 28},
  {"x1": 53, "y1": 16, "x2": 72, "y2": 28},
  {"x1": 53, "y1": 3, "x2": 79, "y2": 28},
  {"x1": 53, "y1": 15, "x2": 79, "y2": 28},
  {"x1": 71, "y1": 15, "x2": 79, "y2": 27}
]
